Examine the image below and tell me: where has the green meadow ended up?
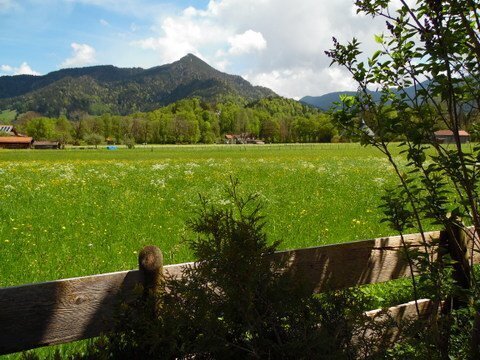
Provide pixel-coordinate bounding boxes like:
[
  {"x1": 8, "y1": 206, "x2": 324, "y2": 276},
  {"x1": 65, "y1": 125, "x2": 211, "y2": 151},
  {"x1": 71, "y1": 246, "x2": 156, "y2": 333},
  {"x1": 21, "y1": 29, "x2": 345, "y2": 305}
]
[{"x1": 0, "y1": 144, "x2": 401, "y2": 288}]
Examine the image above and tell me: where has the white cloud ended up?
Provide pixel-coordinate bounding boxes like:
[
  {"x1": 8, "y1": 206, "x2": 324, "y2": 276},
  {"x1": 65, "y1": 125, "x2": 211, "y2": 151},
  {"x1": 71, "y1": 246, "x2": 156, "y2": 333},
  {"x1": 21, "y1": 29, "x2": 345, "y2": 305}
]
[
  {"x1": 100, "y1": 18, "x2": 109, "y2": 26},
  {"x1": 0, "y1": 62, "x2": 40, "y2": 75},
  {"x1": 245, "y1": 67, "x2": 357, "y2": 99},
  {"x1": 16, "y1": 62, "x2": 40, "y2": 75},
  {"x1": 61, "y1": 43, "x2": 97, "y2": 68},
  {"x1": 1, "y1": 65, "x2": 13, "y2": 73},
  {"x1": 133, "y1": 15, "x2": 226, "y2": 63},
  {"x1": 128, "y1": 0, "x2": 387, "y2": 98},
  {"x1": 228, "y1": 30, "x2": 266, "y2": 55}
]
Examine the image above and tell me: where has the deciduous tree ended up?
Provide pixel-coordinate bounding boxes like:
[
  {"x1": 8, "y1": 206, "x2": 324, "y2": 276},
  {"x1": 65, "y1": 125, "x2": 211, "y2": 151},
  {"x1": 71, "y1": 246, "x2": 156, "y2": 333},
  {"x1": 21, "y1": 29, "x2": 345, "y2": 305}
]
[{"x1": 327, "y1": 0, "x2": 480, "y2": 356}]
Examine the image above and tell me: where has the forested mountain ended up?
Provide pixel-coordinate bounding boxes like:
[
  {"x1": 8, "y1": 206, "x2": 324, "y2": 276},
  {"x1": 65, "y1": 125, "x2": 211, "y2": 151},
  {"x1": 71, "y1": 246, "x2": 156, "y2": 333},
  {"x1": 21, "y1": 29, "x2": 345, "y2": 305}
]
[
  {"x1": 0, "y1": 54, "x2": 276, "y2": 117},
  {"x1": 301, "y1": 83, "x2": 426, "y2": 110},
  {"x1": 301, "y1": 91, "x2": 383, "y2": 110}
]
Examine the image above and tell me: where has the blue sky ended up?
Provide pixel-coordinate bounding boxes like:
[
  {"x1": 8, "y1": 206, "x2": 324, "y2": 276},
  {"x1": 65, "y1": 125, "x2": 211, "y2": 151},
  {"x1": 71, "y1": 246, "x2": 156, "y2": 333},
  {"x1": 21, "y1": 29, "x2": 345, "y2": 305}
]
[{"x1": 0, "y1": 0, "x2": 387, "y2": 98}]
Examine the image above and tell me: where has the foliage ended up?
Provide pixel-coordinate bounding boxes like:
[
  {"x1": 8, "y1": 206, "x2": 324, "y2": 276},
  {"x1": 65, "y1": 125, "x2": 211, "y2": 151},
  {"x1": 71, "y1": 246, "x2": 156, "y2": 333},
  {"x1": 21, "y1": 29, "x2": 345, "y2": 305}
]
[
  {"x1": 12, "y1": 97, "x2": 337, "y2": 144},
  {"x1": 66, "y1": 180, "x2": 386, "y2": 359},
  {"x1": 0, "y1": 109, "x2": 16, "y2": 123},
  {"x1": 83, "y1": 133, "x2": 103, "y2": 148},
  {"x1": 326, "y1": 0, "x2": 480, "y2": 357},
  {"x1": 123, "y1": 137, "x2": 135, "y2": 149},
  {"x1": 24, "y1": 117, "x2": 57, "y2": 141}
]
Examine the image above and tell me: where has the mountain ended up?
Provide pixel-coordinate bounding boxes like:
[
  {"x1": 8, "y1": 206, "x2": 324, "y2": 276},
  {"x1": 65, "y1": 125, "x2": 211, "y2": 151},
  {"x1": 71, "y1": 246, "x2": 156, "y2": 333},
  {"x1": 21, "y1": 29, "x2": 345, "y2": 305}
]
[
  {"x1": 301, "y1": 84, "x2": 424, "y2": 110},
  {"x1": 0, "y1": 54, "x2": 276, "y2": 116},
  {"x1": 301, "y1": 91, "x2": 382, "y2": 111}
]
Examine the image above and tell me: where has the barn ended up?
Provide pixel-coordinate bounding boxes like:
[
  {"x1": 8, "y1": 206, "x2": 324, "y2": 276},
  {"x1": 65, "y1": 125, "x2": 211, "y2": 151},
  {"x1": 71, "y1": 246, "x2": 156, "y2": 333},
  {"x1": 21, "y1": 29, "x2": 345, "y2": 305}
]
[
  {"x1": 434, "y1": 130, "x2": 470, "y2": 143},
  {"x1": 0, "y1": 136, "x2": 33, "y2": 149}
]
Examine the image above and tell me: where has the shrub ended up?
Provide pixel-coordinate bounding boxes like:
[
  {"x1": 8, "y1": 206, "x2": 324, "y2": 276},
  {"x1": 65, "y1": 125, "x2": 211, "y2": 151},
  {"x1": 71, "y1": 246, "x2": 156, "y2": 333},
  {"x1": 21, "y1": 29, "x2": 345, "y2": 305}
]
[{"x1": 81, "y1": 179, "x2": 377, "y2": 359}]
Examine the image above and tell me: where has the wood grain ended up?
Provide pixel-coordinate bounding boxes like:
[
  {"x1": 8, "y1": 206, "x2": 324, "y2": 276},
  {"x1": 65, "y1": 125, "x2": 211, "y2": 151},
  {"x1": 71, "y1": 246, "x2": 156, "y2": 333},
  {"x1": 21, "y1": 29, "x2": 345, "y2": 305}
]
[
  {"x1": 273, "y1": 231, "x2": 442, "y2": 293},
  {"x1": 1, "y1": 229, "x2": 475, "y2": 355}
]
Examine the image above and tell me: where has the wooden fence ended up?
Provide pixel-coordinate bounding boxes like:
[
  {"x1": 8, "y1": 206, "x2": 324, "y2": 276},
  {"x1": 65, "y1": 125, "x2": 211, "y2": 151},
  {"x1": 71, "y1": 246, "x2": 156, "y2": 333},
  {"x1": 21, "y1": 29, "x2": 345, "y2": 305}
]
[{"x1": 0, "y1": 229, "x2": 477, "y2": 355}]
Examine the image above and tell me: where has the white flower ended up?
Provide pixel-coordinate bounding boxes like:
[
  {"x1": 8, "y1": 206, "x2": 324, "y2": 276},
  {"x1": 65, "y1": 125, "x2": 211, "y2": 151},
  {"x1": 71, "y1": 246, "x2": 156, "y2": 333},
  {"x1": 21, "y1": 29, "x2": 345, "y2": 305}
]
[
  {"x1": 150, "y1": 179, "x2": 166, "y2": 187},
  {"x1": 152, "y1": 163, "x2": 168, "y2": 170}
]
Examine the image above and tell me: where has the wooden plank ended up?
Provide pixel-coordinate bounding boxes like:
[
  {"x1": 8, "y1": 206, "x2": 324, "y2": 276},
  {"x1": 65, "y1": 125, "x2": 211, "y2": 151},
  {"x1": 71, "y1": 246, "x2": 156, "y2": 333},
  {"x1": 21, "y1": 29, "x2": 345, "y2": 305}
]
[
  {"x1": 0, "y1": 270, "x2": 141, "y2": 354},
  {"x1": 0, "y1": 262, "x2": 192, "y2": 355},
  {"x1": 365, "y1": 298, "x2": 436, "y2": 320},
  {"x1": 273, "y1": 231, "x2": 442, "y2": 293},
  {"x1": 358, "y1": 299, "x2": 438, "y2": 349},
  {"x1": 0, "y1": 229, "x2": 458, "y2": 354}
]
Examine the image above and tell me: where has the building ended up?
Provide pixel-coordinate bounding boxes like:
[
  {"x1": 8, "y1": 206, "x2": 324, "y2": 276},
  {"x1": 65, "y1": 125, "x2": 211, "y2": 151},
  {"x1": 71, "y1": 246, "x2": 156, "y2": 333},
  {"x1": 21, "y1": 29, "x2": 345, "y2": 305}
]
[
  {"x1": 0, "y1": 136, "x2": 33, "y2": 149},
  {"x1": 0, "y1": 125, "x2": 21, "y2": 136},
  {"x1": 32, "y1": 141, "x2": 61, "y2": 149},
  {"x1": 434, "y1": 130, "x2": 470, "y2": 144},
  {"x1": 0, "y1": 125, "x2": 15, "y2": 134},
  {"x1": 224, "y1": 133, "x2": 264, "y2": 144}
]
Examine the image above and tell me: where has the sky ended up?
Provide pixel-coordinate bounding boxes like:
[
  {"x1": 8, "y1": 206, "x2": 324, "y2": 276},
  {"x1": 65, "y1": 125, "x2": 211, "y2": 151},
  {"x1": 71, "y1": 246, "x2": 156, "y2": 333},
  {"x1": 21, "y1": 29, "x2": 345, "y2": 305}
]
[{"x1": 0, "y1": 0, "x2": 389, "y2": 99}]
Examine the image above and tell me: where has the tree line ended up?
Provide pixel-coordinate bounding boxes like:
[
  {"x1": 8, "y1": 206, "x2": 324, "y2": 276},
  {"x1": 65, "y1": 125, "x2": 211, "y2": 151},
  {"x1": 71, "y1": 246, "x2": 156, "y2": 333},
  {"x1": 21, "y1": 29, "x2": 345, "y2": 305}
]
[{"x1": 11, "y1": 97, "x2": 339, "y2": 145}]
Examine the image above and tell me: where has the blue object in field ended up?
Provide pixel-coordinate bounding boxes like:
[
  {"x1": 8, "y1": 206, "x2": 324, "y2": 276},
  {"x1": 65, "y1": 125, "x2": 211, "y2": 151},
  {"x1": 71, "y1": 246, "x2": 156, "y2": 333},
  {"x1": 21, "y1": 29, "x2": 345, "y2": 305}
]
[{"x1": 106, "y1": 146, "x2": 118, "y2": 150}]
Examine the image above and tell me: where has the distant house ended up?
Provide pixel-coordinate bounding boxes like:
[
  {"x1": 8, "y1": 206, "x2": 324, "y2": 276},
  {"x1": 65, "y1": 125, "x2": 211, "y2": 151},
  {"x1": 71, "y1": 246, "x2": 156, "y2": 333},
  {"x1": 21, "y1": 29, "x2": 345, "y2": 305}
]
[
  {"x1": 434, "y1": 130, "x2": 470, "y2": 144},
  {"x1": 225, "y1": 134, "x2": 236, "y2": 144},
  {"x1": 0, "y1": 136, "x2": 33, "y2": 149},
  {"x1": 224, "y1": 133, "x2": 264, "y2": 145},
  {"x1": 33, "y1": 141, "x2": 61, "y2": 149}
]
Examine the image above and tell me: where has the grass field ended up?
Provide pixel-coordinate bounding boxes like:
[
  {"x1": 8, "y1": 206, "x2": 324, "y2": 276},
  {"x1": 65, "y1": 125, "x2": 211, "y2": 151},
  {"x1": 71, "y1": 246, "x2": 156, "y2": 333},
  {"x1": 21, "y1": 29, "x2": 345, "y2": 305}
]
[{"x1": 0, "y1": 143, "x2": 405, "y2": 288}]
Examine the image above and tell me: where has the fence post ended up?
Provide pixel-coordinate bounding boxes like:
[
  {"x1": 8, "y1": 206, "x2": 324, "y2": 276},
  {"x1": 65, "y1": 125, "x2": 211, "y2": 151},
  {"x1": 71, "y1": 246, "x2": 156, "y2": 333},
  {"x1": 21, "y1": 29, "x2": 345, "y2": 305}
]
[
  {"x1": 445, "y1": 223, "x2": 471, "y2": 308},
  {"x1": 138, "y1": 245, "x2": 164, "y2": 299}
]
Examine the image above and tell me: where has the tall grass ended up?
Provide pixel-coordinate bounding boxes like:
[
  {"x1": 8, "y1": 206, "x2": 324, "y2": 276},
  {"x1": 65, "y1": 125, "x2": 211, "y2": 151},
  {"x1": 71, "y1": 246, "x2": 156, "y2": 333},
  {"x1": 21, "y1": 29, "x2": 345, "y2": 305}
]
[{"x1": 1, "y1": 144, "x2": 400, "y2": 287}]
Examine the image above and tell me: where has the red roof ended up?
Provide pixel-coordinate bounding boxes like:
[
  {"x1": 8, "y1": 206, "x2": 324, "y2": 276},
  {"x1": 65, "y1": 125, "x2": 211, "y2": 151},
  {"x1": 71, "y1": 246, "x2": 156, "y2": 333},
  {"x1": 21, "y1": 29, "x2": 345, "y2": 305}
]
[
  {"x1": 434, "y1": 130, "x2": 470, "y2": 136},
  {"x1": 0, "y1": 136, "x2": 33, "y2": 143}
]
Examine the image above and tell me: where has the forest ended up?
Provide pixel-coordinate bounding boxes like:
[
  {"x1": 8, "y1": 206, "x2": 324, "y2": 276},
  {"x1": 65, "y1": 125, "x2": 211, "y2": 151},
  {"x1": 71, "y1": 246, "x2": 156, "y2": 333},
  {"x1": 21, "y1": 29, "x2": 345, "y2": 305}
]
[{"x1": 7, "y1": 96, "x2": 338, "y2": 145}]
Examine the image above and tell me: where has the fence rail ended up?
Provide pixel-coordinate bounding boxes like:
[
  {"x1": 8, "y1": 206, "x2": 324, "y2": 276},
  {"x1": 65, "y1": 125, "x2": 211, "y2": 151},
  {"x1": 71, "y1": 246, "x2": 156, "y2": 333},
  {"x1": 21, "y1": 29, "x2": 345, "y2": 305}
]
[{"x1": 0, "y1": 229, "x2": 477, "y2": 355}]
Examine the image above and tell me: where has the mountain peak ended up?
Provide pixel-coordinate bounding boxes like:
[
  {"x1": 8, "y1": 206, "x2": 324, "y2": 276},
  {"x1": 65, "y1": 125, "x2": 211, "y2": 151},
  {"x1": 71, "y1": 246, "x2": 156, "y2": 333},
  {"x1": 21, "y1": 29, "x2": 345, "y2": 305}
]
[
  {"x1": 175, "y1": 53, "x2": 210, "y2": 67},
  {"x1": 181, "y1": 53, "x2": 200, "y2": 60},
  {"x1": 0, "y1": 54, "x2": 277, "y2": 116}
]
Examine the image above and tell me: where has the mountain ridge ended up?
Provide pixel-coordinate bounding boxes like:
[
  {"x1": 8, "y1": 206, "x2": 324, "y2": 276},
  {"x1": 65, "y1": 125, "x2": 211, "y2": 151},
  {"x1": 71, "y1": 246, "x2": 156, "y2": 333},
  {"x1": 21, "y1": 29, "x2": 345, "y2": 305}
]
[
  {"x1": 0, "y1": 54, "x2": 276, "y2": 116},
  {"x1": 300, "y1": 83, "x2": 427, "y2": 110}
]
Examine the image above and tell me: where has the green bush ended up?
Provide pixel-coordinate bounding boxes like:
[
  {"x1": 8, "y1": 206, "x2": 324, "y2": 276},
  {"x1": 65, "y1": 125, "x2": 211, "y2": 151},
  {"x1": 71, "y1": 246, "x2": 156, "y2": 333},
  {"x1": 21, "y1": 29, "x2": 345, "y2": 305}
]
[{"x1": 79, "y1": 179, "x2": 380, "y2": 359}]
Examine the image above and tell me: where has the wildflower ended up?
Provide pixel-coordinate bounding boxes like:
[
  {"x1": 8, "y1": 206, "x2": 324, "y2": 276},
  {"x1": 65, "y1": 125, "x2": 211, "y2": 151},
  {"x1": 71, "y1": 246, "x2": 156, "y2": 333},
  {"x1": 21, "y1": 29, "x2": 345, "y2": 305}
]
[{"x1": 152, "y1": 163, "x2": 168, "y2": 171}]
